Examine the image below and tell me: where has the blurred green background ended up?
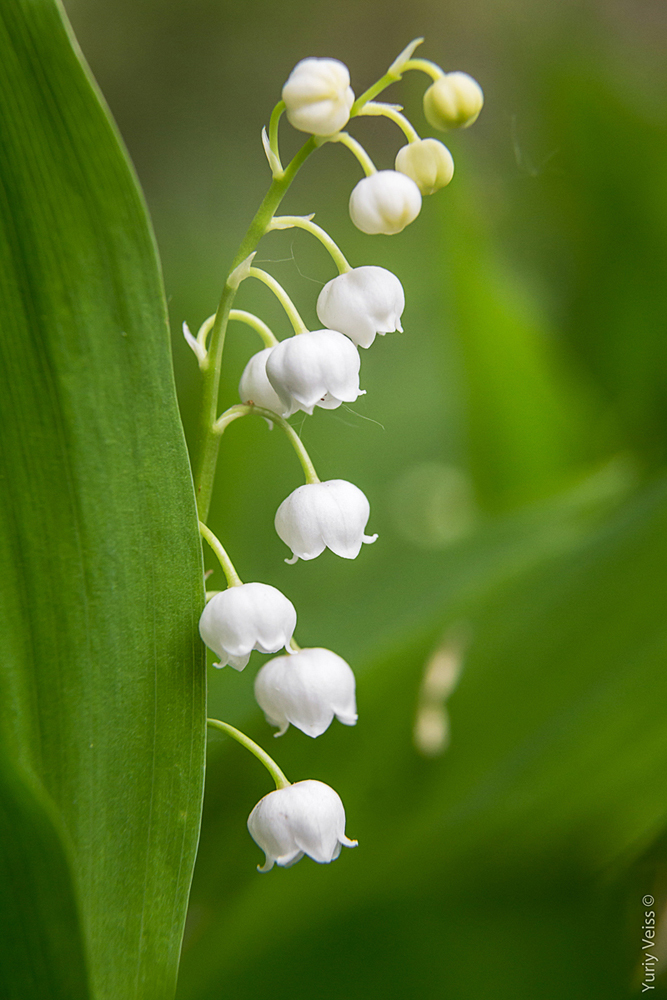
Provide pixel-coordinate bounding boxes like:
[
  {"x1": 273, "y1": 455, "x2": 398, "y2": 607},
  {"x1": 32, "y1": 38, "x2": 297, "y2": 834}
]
[{"x1": 62, "y1": 0, "x2": 667, "y2": 996}]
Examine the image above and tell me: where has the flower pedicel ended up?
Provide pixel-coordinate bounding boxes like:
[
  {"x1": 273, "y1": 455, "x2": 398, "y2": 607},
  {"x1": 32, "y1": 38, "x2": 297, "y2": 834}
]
[{"x1": 186, "y1": 40, "x2": 484, "y2": 871}]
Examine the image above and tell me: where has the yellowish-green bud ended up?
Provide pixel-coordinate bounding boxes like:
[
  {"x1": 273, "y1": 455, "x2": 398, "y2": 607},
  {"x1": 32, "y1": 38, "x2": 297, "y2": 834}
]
[
  {"x1": 423, "y1": 72, "x2": 484, "y2": 131},
  {"x1": 395, "y1": 139, "x2": 454, "y2": 195}
]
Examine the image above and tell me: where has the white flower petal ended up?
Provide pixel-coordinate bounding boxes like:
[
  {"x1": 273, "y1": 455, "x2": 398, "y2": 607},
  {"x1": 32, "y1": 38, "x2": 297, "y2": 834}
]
[
  {"x1": 275, "y1": 480, "x2": 377, "y2": 562},
  {"x1": 199, "y1": 583, "x2": 297, "y2": 671},
  {"x1": 316, "y1": 266, "x2": 405, "y2": 349},
  {"x1": 349, "y1": 170, "x2": 422, "y2": 236},
  {"x1": 255, "y1": 647, "x2": 357, "y2": 737},
  {"x1": 266, "y1": 330, "x2": 362, "y2": 417},
  {"x1": 247, "y1": 780, "x2": 357, "y2": 872},
  {"x1": 239, "y1": 348, "x2": 292, "y2": 416},
  {"x1": 282, "y1": 58, "x2": 354, "y2": 136}
]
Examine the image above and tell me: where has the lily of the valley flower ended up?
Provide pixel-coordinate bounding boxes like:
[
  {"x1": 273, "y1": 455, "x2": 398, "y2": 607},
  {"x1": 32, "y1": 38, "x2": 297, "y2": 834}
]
[
  {"x1": 266, "y1": 329, "x2": 363, "y2": 416},
  {"x1": 275, "y1": 479, "x2": 378, "y2": 562},
  {"x1": 255, "y1": 647, "x2": 357, "y2": 737},
  {"x1": 199, "y1": 583, "x2": 297, "y2": 670},
  {"x1": 395, "y1": 138, "x2": 454, "y2": 195},
  {"x1": 423, "y1": 72, "x2": 484, "y2": 131},
  {"x1": 239, "y1": 347, "x2": 290, "y2": 416},
  {"x1": 247, "y1": 779, "x2": 357, "y2": 871},
  {"x1": 349, "y1": 170, "x2": 422, "y2": 235},
  {"x1": 316, "y1": 266, "x2": 405, "y2": 349},
  {"x1": 282, "y1": 58, "x2": 354, "y2": 136}
]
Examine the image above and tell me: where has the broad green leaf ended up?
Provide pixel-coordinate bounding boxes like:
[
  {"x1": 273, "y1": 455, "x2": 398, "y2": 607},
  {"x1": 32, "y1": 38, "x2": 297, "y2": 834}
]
[
  {"x1": 0, "y1": 751, "x2": 89, "y2": 1000},
  {"x1": 0, "y1": 2, "x2": 205, "y2": 997}
]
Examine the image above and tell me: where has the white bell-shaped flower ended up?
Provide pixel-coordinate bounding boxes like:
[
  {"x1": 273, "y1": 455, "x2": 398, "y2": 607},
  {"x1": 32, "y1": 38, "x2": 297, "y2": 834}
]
[
  {"x1": 239, "y1": 347, "x2": 291, "y2": 416},
  {"x1": 265, "y1": 329, "x2": 363, "y2": 416},
  {"x1": 248, "y1": 779, "x2": 357, "y2": 872},
  {"x1": 282, "y1": 58, "x2": 354, "y2": 136},
  {"x1": 255, "y1": 647, "x2": 357, "y2": 737},
  {"x1": 275, "y1": 479, "x2": 378, "y2": 562},
  {"x1": 395, "y1": 139, "x2": 454, "y2": 195},
  {"x1": 349, "y1": 170, "x2": 422, "y2": 235},
  {"x1": 199, "y1": 583, "x2": 296, "y2": 671},
  {"x1": 423, "y1": 72, "x2": 484, "y2": 131},
  {"x1": 316, "y1": 265, "x2": 405, "y2": 349}
]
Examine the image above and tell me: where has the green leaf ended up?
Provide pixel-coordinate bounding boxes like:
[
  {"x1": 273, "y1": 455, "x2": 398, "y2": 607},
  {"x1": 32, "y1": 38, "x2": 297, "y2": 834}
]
[
  {"x1": 0, "y1": 752, "x2": 90, "y2": 1000},
  {"x1": 0, "y1": 2, "x2": 205, "y2": 997}
]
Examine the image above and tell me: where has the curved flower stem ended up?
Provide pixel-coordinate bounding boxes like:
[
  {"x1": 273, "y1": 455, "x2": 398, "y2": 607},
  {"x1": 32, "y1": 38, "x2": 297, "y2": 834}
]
[
  {"x1": 198, "y1": 521, "x2": 243, "y2": 588},
  {"x1": 328, "y1": 132, "x2": 377, "y2": 176},
  {"x1": 268, "y1": 215, "x2": 352, "y2": 274},
  {"x1": 196, "y1": 314, "x2": 216, "y2": 351},
  {"x1": 213, "y1": 404, "x2": 321, "y2": 484},
  {"x1": 229, "y1": 309, "x2": 279, "y2": 347},
  {"x1": 246, "y1": 267, "x2": 308, "y2": 334},
  {"x1": 358, "y1": 102, "x2": 420, "y2": 144},
  {"x1": 207, "y1": 719, "x2": 291, "y2": 790},
  {"x1": 402, "y1": 58, "x2": 446, "y2": 81},
  {"x1": 213, "y1": 404, "x2": 249, "y2": 435},
  {"x1": 256, "y1": 407, "x2": 321, "y2": 484}
]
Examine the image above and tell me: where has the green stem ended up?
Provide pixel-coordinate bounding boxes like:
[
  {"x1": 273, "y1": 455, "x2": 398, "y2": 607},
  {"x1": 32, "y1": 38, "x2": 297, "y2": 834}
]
[
  {"x1": 193, "y1": 137, "x2": 317, "y2": 522},
  {"x1": 196, "y1": 314, "x2": 216, "y2": 350},
  {"x1": 358, "y1": 101, "x2": 420, "y2": 143},
  {"x1": 229, "y1": 309, "x2": 279, "y2": 347},
  {"x1": 247, "y1": 267, "x2": 308, "y2": 334},
  {"x1": 268, "y1": 215, "x2": 352, "y2": 274},
  {"x1": 198, "y1": 521, "x2": 243, "y2": 587},
  {"x1": 350, "y1": 71, "x2": 402, "y2": 115},
  {"x1": 212, "y1": 404, "x2": 321, "y2": 484},
  {"x1": 330, "y1": 132, "x2": 377, "y2": 176},
  {"x1": 207, "y1": 719, "x2": 291, "y2": 789},
  {"x1": 402, "y1": 58, "x2": 446, "y2": 81}
]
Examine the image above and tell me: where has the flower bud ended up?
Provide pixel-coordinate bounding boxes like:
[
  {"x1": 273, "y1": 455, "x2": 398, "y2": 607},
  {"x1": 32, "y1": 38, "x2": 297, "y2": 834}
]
[
  {"x1": 199, "y1": 583, "x2": 296, "y2": 671},
  {"x1": 255, "y1": 647, "x2": 357, "y2": 737},
  {"x1": 248, "y1": 779, "x2": 357, "y2": 871},
  {"x1": 275, "y1": 479, "x2": 377, "y2": 562},
  {"x1": 423, "y1": 72, "x2": 484, "y2": 131},
  {"x1": 316, "y1": 266, "x2": 405, "y2": 349},
  {"x1": 349, "y1": 170, "x2": 422, "y2": 235},
  {"x1": 395, "y1": 138, "x2": 454, "y2": 195},
  {"x1": 239, "y1": 347, "x2": 291, "y2": 416},
  {"x1": 282, "y1": 58, "x2": 354, "y2": 136},
  {"x1": 266, "y1": 329, "x2": 363, "y2": 416}
]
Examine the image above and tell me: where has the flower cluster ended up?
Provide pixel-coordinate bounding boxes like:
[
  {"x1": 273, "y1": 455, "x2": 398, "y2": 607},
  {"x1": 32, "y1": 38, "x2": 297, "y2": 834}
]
[{"x1": 188, "y1": 39, "x2": 483, "y2": 872}]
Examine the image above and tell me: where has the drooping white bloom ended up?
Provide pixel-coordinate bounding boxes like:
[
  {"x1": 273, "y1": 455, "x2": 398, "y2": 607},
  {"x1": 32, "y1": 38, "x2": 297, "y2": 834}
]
[
  {"x1": 423, "y1": 72, "x2": 484, "y2": 131},
  {"x1": 316, "y1": 266, "x2": 405, "y2": 349},
  {"x1": 275, "y1": 479, "x2": 377, "y2": 562},
  {"x1": 238, "y1": 347, "x2": 291, "y2": 416},
  {"x1": 282, "y1": 58, "x2": 354, "y2": 136},
  {"x1": 349, "y1": 170, "x2": 422, "y2": 235},
  {"x1": 265, "y1": 329, "x2": 363, "y2": 416},
  {"x1": 395, "y1": 139, "x2": 454, "y2": 195},
  {"x1": 199, "y1": 583, "x2": 296, "y2": 671},
  {"x1": 247, "y1": 779, "x2": 357, "y2": 872},
  {"x1": 255, "y1": 647, "x2": 357, "y2": 737}
]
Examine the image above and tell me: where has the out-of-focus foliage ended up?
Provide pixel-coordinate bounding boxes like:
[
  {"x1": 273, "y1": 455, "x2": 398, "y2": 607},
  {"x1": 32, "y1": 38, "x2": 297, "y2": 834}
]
[{"x1": 57, "y1": 0, "x2": 667, "y2": 996}]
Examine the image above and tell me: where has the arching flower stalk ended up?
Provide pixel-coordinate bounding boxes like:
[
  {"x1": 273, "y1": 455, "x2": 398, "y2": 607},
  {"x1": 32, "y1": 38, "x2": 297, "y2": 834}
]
[{"x1": 184, "y1": 38, "x2": 484, "y2": 870}]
